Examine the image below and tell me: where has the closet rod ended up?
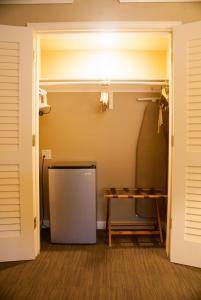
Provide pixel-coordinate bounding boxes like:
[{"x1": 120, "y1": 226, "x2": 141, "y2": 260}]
[
  {"x1": 40, "y1": 79, "x2": 168, "y2": 86},
  {"x1": 137, "y1": 97, "x2": 159, "y2": 102}
]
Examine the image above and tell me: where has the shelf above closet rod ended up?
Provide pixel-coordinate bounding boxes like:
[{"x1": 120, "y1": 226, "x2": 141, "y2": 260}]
[
  {"x1": 40, "y1": 79, "x2": 168, "y2": 86},
  {"x1": 39, "y1": 79, "x2": 169, "y2": 93}
]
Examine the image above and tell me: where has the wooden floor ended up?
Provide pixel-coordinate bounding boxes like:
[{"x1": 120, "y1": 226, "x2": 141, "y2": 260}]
[{"x1": 0, "y1": 230, "x2": 201, "y2": 300}]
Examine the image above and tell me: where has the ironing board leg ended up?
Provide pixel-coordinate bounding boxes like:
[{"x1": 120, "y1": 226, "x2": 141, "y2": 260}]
[{"x1": 155, "y1": 198, "x2": 164, "y2": 246}]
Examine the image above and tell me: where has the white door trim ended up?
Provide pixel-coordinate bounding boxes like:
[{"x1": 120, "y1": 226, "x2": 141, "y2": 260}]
[{"x1": 28, "y1": 21, "x2": 182, "y2": 33}]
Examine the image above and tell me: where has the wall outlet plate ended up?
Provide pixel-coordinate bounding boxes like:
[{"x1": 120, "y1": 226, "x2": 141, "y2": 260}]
[{"x1": 42, "y1": 149, "x2": 52, "y2": 159}]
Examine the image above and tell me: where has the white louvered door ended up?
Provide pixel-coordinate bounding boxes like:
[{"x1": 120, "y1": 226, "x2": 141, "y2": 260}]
[
  {"x1": 0, "y1": 25, "x2": 37, "y2": 261},
  {"x1": 170, "y1": 21, "x2": 201, "y2": 268}
]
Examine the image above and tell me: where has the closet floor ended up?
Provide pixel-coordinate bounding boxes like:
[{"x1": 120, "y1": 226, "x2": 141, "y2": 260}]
[{"x1": 0, "y1": 230, "x2": 201, "y2": 300}]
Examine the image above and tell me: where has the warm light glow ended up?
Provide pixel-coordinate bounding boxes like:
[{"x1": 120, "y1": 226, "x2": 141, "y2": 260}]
[
  {"x1": 41, "y1": 32, "x2": 169, "y2": 51},
  {"x1": 99, "y1": 33, "x2": 116, "y2": 48},
  {"x1": 98, "y1": 52, "x2": 116, "y2": 79},
  {"x1": 41, "y1": 50, "x2": 168, "y2": 80}
]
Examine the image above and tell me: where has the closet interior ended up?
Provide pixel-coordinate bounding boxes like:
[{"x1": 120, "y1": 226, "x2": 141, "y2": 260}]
[{"x1": 38, "y1": 31, "x2": 171, "y2": 245}]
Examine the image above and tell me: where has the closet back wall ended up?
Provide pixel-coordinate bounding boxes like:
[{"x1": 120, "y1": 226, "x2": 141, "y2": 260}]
[
  {"x1": 41, "y1": 50, "x2": 167, "y2": 80},
  {"x1": 39, "y1": 92, "x2": 153, "y2": 223}
]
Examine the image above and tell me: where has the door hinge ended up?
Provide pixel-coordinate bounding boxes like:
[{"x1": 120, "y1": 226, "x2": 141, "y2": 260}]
[
  {"x1": 169, "y1": 217, "x2": 172, "y2": 230},
  {"x1": 171, "y1": 135, "x2": 174, "y2": 147},
  {"x1": 32, "y1": 134, "x2": 36, "y2": 147},
  {"x1": 34, "y1": 217, "x2": 37, "y2": 229}
]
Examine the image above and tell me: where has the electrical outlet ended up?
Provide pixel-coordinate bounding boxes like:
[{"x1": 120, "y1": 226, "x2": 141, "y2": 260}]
[{"x1": 42, "y1": 149, "x2": 52, "y2": 159}]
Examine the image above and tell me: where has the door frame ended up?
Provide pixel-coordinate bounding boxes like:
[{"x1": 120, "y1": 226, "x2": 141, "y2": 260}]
[{"x1": 29, "y1": 21, "x2": 181, "y2": 256}]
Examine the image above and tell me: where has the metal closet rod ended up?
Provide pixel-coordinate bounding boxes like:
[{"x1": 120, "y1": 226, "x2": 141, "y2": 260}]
[{"x1": 40, "y1": 79, "x2": 169, "y2": 86}]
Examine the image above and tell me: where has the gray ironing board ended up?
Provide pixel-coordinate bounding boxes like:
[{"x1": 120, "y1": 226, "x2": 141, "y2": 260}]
[{"x1": 135, "y1": 102, "x2": 168, "y2": 218}]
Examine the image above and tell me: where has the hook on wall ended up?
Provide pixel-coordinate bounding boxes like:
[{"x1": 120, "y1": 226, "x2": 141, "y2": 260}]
[{"x1": 99, "y1": 81, "x2": 113, "y2": 112}]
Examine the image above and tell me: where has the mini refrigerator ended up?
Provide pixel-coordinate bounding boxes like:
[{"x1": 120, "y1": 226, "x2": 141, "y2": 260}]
[{"x1": 48, "y1": 162, "x2": 96, "y2": 244}]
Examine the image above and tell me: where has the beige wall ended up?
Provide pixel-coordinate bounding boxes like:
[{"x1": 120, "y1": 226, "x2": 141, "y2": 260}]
[
  {"x1": 41, "y1": 50, "x2": 167, "y2": 80},
  {"x1": 39, "y1": 92, "x2": 157, "y2": 222},
  {"x1": 39, "y1": 33, "x2": 168, "y2": 223},
  {"x1": 0, "y1": 0, "x2": 201, "y2": 26}
]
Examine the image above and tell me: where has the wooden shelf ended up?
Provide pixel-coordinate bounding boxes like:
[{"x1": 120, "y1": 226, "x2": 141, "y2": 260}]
[{"x1": 40, "y1": 79, "x2": 168, "y2": 93}]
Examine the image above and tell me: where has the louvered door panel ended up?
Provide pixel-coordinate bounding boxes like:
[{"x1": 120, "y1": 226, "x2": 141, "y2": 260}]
[
  {"x1": 186, "y1": 36, "x2": 201, "y2": 243},
  {"x1": 187, "y1": 39, "x2": 201, "y2": 151},
  {"x1": 185, "y1": 166, "x2": 201, "y2": 243},
  {"x1": 0, "y1": 164, "x2": 20, "y2": 237},
  {"x1": 0, "y1": 76, "x2": 18, "y2": 83},
  {"x1": 0, "y1": 41, "x2": 19, "y2": 151},
  {"x1": 0, "y1": 83, "x2": 19, "y2": 90},
  {"x1": 0, "y1": 39, "x2": 20, "y2": 236},
  {"x1": 0, "y1": 70, "x2": 18, "y2": 76}
]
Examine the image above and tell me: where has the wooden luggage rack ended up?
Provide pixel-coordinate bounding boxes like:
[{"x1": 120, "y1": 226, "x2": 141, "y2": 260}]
[{"x1": 104, "y1": 188, "x2": 167, "y2": 247}]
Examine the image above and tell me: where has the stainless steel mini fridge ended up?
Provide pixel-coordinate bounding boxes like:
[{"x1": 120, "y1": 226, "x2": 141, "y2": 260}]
[{"x1": 48, "y1": 162, "x2": 96, "y2": 244}]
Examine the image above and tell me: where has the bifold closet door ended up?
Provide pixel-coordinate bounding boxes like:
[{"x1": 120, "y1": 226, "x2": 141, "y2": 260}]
[
  {"x1": 170, "y1": 21, "x2": 201, "y2": 268},
  {"x1": 0, "y1": 25, "x2": 37, "y2": 262}
]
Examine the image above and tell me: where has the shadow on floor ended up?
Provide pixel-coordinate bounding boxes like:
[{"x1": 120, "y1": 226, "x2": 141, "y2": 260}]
[{"x1": 41, "y1": 228, "x2": 163, "y2": 250}]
